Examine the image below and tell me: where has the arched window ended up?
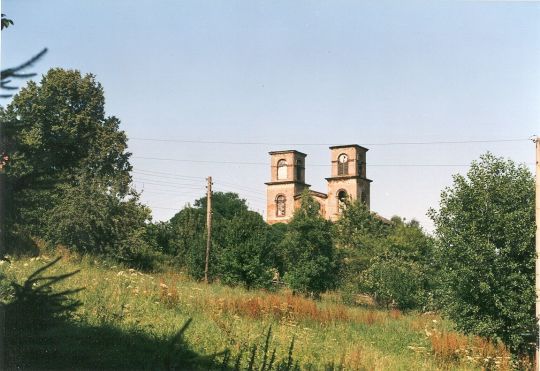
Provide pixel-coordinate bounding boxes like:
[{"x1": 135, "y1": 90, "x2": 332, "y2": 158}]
[
  {"x1": 276, "y1": 195, "x2": 286, "y2": 217},
  {"x1": 337, "y1": 190, "x2": 348, "y2": 212},
  {"x1": 277, "y1": 159, "x2": 287, "y2": 180},
  {"x1": 338, "y1": 154, "x2": 348, "y2": 175}
]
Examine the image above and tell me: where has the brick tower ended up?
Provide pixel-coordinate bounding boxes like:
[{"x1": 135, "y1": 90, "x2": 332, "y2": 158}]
[
  {"x1": 325, "y1": 145, "x2": 372, "y2": 221},
  {"x1": 265, "y1": 150, "x2": 309, "y2": 224}
]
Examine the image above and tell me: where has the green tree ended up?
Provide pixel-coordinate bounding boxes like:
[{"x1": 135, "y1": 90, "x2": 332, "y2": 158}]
[
  {"x1": 168, "y1": 205, "x2": 207, "y2": 278},
  {"x1": 2, "y1": 69, "x2": 150, "y2": 265},
  {"x1": 429, "y1": 153, "x2": 535, "y2": 355},
  {"x1": 333, "y1": 200, "x2": 390, "y2": 273},
  {"x1": 280, "y1": 191, "x2": 337, "y2": 297},
  {"x1": 218, "y1": 210, "x2": 273, "y2": 289},
  {"x1": 45, "y1": 178, "x2": 158, "y2": 270},
  {"x1": 332, "y1": 200, "x2": 389, "y2": 303},
  {"x1": 266, "y1": 222, "x2": 289, "y2": 277},
  {"x1": 168, "y1": 192, "x2": 250, "y2": 278},
  {"x1": 334, "y1": 201, "x2": 434, "y2": 309},
  {"x1": 167, "y1": 192, "x2": 274, "y2": 288},
  {"x1": 358, "y1": 218, "x2": 434, "y2": 310},
  {"x1": 359, "y1": 254, "x2": 428, "y2": 310}
]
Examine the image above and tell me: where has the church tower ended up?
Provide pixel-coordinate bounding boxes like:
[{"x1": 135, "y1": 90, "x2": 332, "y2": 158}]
[
  {"x1": 325, "y1": 145, "x2": 372, "y2": 221},
  {"x1": 265, "y1": 150, "x2": 309, "y2": 224}
]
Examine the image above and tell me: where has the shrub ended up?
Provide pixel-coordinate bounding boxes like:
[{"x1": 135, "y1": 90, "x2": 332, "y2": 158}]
[{"x1": 359, "y1": 253, "x2": 429, "y2": 310}]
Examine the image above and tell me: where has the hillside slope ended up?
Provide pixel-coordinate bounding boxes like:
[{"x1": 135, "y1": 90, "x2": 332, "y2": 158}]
[{"x1": 1, "y1": 254, "x2": 509, "y2": 370}]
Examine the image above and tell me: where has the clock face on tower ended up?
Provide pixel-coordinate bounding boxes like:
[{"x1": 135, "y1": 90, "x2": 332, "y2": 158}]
[{"x1": 338, "y1": 154, "x2": 348, "y2": 163}]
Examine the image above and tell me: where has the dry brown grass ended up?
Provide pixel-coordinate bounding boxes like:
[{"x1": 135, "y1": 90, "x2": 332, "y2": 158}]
[
  {"x1": 389, "y1": 308, "x2": 401, "y2": 319},
  {"x1": 154, "y1": 273, "x2": 524, "y2": 369},
  {"x1": 154, "y1": 277, "x2": 392, "y2": 327},
  {"x1": 429, "y1": 330, "x2": 513, "y2": 370},
  {"x1": 205, "y1": 292, "x2": 388, "y2": 326}
]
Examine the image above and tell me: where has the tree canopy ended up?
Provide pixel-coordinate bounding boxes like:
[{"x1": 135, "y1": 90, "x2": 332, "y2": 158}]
[
  {"x1": 280, "y1": 191, "x2": 338, "y2": 297},
  {"x1": 429, "y1": 153, "x2": 536, "y2": 355},
  {"x1": 167, "y1": 192, "x2": 275, "y2": 288},
  {"x1": 2, "y1": 68, "x2": 151, "y2": 266}
]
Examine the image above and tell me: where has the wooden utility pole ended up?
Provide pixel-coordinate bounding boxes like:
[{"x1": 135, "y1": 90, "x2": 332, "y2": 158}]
[
  {"x1": 204, "y1": 176, "x2": 212, "y2": 284},
  {"x1": 535, "y1": 136, "x2": 540, "y2": 370}
]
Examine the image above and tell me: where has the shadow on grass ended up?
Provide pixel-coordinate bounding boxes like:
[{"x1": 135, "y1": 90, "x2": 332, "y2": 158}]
[
  {"x1": 1, "y1": 257, "x2": 225, "y2": 370},
  {"x1": 0, "y1": 258, "x2": 307, "y2": 371},
  {"x1": 5, "y1": 317, "x2": 225, "y2": 370}
]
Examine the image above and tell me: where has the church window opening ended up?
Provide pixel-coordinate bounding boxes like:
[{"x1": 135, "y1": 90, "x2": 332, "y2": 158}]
[
  {"x1": 338, "y1": 154, "x2": 348, "y2": 175},
  {"x1": 337, "y1": 190, "x2": 348, "y2": 212},
  {"x1": 277, "y1": 160, "x2": 287, "y2": 180},
  {"x1": 296, "y1": 159, "x2": 304, "y2": 181},
  {"x1": 357, "y1": 155, "x2": 363, "y2": 176},
  {"x1": 276, "y1": 195, "x2": 286, "y2": 217}
]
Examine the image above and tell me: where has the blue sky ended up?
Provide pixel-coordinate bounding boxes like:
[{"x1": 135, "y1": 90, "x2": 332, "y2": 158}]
[{"x1": 2, "y1": 1, "x2": 539, "y2": 230}]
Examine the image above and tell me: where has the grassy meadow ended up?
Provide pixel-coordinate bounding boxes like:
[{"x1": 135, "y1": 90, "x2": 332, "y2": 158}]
[{"x1": 1, "y1": 251, "x2": 513, "y2": 370}]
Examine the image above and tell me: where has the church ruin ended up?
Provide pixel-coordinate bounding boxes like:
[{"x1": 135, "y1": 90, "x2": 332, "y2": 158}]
[{"x1": 265, "y1": 145, "x2": 372, "y2": 224}]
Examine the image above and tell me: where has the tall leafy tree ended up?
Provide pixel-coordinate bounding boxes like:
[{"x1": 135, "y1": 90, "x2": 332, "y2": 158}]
[
  {"x1": 429, "y1": 153, "x2": 535, "y2": 355},
  {"x1": 334, "y1": 201, "x2": 434, "y2": 309},
  {"x1": 168, "y1": 192, "x2": 274, "y2": 287},
  {"x1": 218, "y1": 210, "x2": 273, "y2": 289},
  {"x1": 333, "y1": 200, "x2": 390, "y2": 275},
  {"x1": 358, "y1": 217, "x2": 435, "y2": 310},
  {"x1": 2, "y1": 69, "x2": 148, "y2": 262},
  {"x1": 280, "y1": 191, "x2": 338, "y2": 297}
]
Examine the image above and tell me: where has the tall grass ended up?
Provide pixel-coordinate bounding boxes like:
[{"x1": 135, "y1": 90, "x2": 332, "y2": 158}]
[{"x1": 1, "y1": 253, "x2": 519, "y2": 370}]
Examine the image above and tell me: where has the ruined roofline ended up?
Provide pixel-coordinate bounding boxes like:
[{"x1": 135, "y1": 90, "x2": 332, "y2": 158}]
[
  {"x1": 268, "y1": 150, "x2": 307, "y2": 157},
  {"x1": 328, "y1": 144, "x2": 369, "y2": 151},
  {"x1": 326, "y1": 175, "x2": 372, "y2": 183},
  {"x1": 293, "y1": 190, "x2": 328, "y2": 199}
]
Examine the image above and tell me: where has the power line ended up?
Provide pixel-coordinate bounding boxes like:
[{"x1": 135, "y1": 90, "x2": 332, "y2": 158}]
[
  {"x1": 133, "y1": 173, "x2": 265, "y2": 196},
  {"x1": 133, "y1": 180, "x2": 202, "y2": 190},
  {"x1": 129, "y1": 137, "x2": 529, "y2": 146},
  {"x1": 134, "y1": 156, "x2": 532, "y2": 167},
  {"x1": 133, "y1": 178, "x2": 265, "y2": 200},
  {"x1": 213, "y1": 181, "x2": 265, "y2": 195},
  {"x1": 133, "y1": 169, "x2": 206, "y2": 180},
  {"x1": 147, "y1": 206, "x2": 182, "y2": 211},
  {"x1": 136, "y1": 189, "x2": 202, "y2": 196},
  {"x1": 134, "y1": 168, "x2": 265, "y2": 194},
  {"x1": 212, "y1": 188, "x2": 266, "y2": 202},
  {"x1": 133, "y1": 176, "x2": 202, "y2": 187},
  {"x1": 133, "y1": 156, "x2": 267, "y2": 165}
]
